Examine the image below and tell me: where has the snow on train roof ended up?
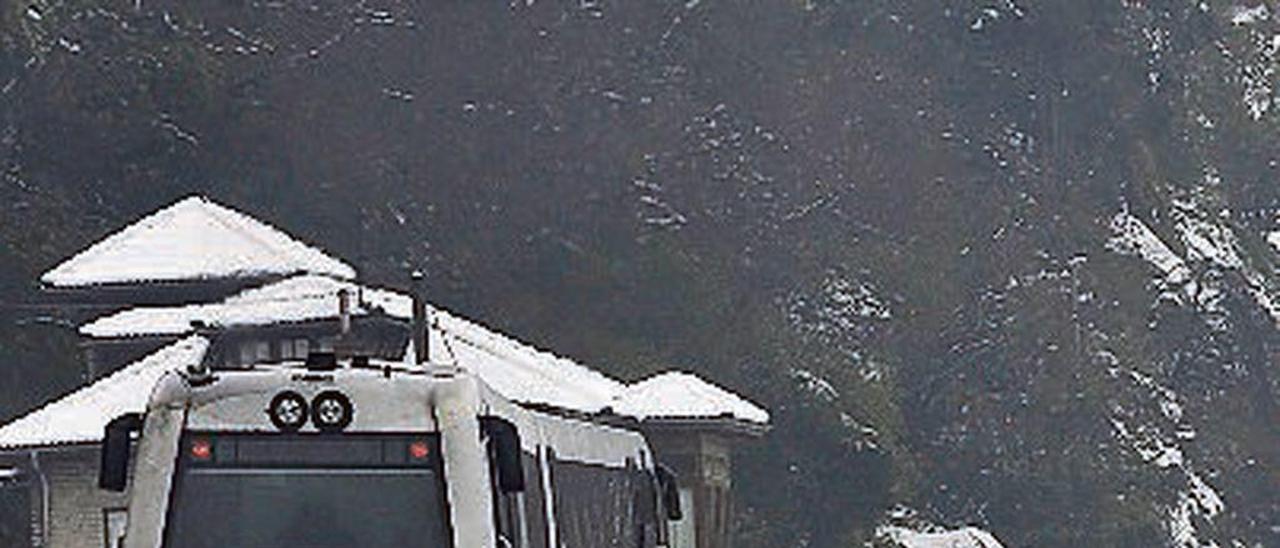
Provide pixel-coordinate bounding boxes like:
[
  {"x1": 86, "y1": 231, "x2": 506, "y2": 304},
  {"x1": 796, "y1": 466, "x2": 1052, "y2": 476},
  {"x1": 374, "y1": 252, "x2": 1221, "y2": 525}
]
[
  {"x1": 0, "y1": 336, "x2": 210, "y2": 449},
  {"x1": 612, "y1": 372, "x2": 769, "y2": 425},
  {"x1": 41, "y1": 196, "x2": 355, "y2": 288},
  {"x1": 82, "y1": 274, "x2": 626, "y2": 413}
]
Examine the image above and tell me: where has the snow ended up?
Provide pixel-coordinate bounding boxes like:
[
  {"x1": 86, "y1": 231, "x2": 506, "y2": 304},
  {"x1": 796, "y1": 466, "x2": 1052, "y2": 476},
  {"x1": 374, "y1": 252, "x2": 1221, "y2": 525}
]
[
  {"x1": 1107, "y1": 212, "x2": 1190, "y2": 284},
  {"x1": 1187, "y1": 470, "x2": 1224, "y2": 518},
  {"x1": 1110, "y1": 381, "x2": 1226, "y2": 547},
  {"x1": 612, "y1": 371, "x2": 770, "y2": 424},
  {"x1": 1106, "y1": 210, "x2": 1280, "y2": 326},
  {"x1": 1168, "y1": 472, "x2": 1224, "y2": 548},
  {"x1": 81, "y1": 275, "x2": 401, "y2": 337},
  {"x1": 41, "y1": 196, "x2": 355, "y2": 287},
  {"x1": 1268, "y1": 231, "x2": 1280, "y2": 253},
  {"x1": 0, "y1": 336, "x2": 209, "y2": 449},
  {"x1": 431, "y1": 310, "x2": 626, "y2": 413},
  {"x1": 878, "y1": 526, "x2": 1006, "y2": 548},
  {"x1": 50, "y1": 199, "x2": 770, "y2": 428},
  {"x1": 1229, "y1": 4, "x2": 1269, "y2": 25},
  {"x1": 1174, "y1": 211, "x2": 1243, "y2": 269},
  {"x1": 82, "y1": 274, "x2": 628, "y2": 413},
  {"x1": 792, "y1": 368, "x2": 840, "y2": 401}
]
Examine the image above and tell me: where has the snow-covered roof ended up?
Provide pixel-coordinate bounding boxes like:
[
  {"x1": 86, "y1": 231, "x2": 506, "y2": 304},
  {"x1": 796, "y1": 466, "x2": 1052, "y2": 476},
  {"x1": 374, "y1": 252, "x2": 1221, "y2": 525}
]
[
  {"x1": 6, "y1": 278, "x2": 773, "y2": 448},
  {"x1": 82, "y1": 275, "x2": 626, "y2": 413},
  {"x1": 612, "y1": 372, "x2": 769, "y2": 424},
  {"x1": 41, "y1": 196, "x2": 355, "y2": 288},
  {"x1": 878, "y1": 526, "x2": 1005, "y2": 548},
  {"x1": 81, "y1": 275, "x2": 401, "y2": 338},
  {"x1": 427, "y1": 309, "x2": 627, "y2": 414},
  {"x1": 0, "y1": 336, "x2": 210, "y2": 449}
]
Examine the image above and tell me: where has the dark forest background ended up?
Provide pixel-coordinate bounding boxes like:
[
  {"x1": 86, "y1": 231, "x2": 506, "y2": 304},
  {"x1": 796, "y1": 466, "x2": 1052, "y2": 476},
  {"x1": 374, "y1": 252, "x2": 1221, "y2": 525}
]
[{"x1": 1, "y1": 1, "x2": 1278, "y2": 546}]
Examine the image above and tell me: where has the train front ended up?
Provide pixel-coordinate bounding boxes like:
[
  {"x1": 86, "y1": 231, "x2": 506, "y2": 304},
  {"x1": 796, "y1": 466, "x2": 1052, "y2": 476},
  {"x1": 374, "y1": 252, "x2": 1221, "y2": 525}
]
[{"x1": 101, "y1": 358, "x2": 495, "y2": 548}]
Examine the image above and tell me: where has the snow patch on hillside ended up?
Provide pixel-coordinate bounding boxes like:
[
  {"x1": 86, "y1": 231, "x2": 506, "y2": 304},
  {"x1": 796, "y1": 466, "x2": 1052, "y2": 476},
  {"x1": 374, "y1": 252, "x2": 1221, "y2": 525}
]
[
  {"x1": 1230, "y1": 4, "x2": 1270, "y2": 25},
  {"x1": 786, "y1": 269, "x2": 892, "y2": 347},
  {"x1": 874, "y1": 508, "x2": 1005, "y2": 548},
  {"x1": 1107, "y1": 212, "x2": 1191, "y2": 286},
  {"x1": 792, "y1": 368, "x2": 840, "y2": 401},
  {"x1": 1107, "y1": 208, "x2": 1280, "y2": 327},
  {"x1": 1108, "y1": 366, "x2": 1227, "y2": 548},
  {"x1": 879, "y1": 526, "x2": 1005, "y2": 548}
]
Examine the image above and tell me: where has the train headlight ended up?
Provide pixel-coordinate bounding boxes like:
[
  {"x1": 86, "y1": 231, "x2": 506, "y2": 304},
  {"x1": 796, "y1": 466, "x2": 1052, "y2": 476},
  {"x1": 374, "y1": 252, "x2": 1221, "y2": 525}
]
[
  {"x1": 311, "y1": 391, "x2": 354, "y2": 432},
  {"x1": 268, "y1": 391, "x2": 309, "y2": 432}
]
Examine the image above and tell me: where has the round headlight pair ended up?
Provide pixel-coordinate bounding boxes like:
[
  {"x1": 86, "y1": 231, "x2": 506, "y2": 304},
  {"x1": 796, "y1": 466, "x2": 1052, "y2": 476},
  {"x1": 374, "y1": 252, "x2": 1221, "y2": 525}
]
[{"x1": 268, "y1": 391, "x2": 353, "y2": 432}]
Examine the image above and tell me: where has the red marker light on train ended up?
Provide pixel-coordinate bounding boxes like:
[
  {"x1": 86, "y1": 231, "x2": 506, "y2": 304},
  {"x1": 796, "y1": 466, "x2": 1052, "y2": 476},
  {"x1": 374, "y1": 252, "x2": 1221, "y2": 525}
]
[
  {"x1": 409, "y1": 441, "x2": 430, "y2": 460},
  {"x1": 190, "y1": 438, "x2": 212, "y2": 461}
]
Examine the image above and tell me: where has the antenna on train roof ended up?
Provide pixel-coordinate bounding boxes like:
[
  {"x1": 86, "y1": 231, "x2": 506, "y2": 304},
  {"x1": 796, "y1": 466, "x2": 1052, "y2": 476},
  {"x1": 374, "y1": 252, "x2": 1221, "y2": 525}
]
[{"x1": 411, "y1": 268, "x2": 429, "y2": 366}]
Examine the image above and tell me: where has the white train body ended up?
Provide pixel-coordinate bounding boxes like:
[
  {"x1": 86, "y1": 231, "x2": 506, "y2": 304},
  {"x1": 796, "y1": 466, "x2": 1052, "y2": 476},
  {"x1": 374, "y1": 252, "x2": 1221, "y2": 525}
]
[{"x1": 107, "y1": 359, "x2": 672, "y2": 548}]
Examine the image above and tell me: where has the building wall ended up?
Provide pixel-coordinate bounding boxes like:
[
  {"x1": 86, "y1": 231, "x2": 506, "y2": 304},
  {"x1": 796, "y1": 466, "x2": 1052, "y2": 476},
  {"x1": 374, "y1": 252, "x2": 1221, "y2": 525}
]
[
  {"x1": 37, "y1": 448, "x2": 129, "y2": 548},
  {"x1": 0, "y1": 473, "x2": 31, "y2": 548},
  {"x1": 83, "y1": 338, "x2": 179, "y2": 380},
  {"x1": 644, "y1": 428, "x2": 738, "y2": 548}
]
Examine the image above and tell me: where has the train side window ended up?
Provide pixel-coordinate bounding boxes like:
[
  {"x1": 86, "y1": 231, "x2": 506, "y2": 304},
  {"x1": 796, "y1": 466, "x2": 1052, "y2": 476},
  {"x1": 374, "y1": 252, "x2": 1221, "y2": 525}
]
[
  {"x1": 279, "y1": 338, "x2": 309, "y2": 360},
  {"x1": 239, "y1": 340, "x2": 270, "y2": 364},
  {"x1": 238, "y1": 342, "x2": 256, "y2": 365}
]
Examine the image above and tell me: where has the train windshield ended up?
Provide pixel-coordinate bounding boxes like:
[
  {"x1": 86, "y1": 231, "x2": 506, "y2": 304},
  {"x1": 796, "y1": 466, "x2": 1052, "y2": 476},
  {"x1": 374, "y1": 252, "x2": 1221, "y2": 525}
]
[{"x1": 163, "y1": 434, "x2": 450, "y2": 548}]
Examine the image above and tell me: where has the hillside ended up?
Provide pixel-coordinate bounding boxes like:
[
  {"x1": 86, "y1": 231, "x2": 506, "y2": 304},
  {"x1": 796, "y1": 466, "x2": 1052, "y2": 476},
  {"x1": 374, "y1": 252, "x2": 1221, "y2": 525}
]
[{"x1": 1, "y1": 1, "x2": 1278, "y2": 546}]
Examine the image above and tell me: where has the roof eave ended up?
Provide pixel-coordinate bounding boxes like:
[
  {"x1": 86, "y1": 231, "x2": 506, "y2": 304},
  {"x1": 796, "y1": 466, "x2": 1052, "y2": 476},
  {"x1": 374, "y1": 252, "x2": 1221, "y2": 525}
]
[
  {"x1": 0, "y1": 440, "x2": 101, "y2": 454},
  {"x1": 625, "y1": 415, "x2": 772, "y2": 438}
]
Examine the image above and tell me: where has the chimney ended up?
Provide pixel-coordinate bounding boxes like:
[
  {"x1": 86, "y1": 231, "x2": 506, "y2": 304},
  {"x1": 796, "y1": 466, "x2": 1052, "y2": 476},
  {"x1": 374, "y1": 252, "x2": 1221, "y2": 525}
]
[
  {"x1": 411, "y1": 270, "x2": 430, "y2": 365},
  {"x1": 338, "y1": 288, "x2": 352, "y2": 336},
  {"x1": 336, "y1": 288, "x2": 352, "y2": 362}
]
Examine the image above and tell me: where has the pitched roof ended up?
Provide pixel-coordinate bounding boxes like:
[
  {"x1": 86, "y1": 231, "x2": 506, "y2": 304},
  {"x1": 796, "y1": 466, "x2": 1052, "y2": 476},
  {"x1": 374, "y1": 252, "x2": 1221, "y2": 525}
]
[
  {"x1": 0, "y1": 336, "x2": 210, "y2": 449},
  {"x1": 5, "y1": 309, "x2": 772, "y2": 449},
  {"x1": 612, "y1": 371, "x2": 770, "y2": 424},
  {"x1": 41, "y1": 196, "x2": 356, "y2": 288},
  {"x1": 80, "y1": 275, "x2": 399, "y2": 338},
  {"x1": 82, "y1": 275, "x2": 627, "y2": 413}
]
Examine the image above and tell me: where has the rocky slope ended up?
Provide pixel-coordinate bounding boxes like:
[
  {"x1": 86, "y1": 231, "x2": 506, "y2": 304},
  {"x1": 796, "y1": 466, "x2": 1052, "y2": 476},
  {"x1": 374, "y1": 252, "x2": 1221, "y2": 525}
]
[{"x1": 1, "y1": 1, "x2": 1277, "y2": 546}]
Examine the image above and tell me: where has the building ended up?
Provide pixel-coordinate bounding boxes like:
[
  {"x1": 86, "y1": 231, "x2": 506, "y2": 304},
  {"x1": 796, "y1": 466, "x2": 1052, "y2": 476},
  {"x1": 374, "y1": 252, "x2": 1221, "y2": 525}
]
[
  {"x1": 40, "y1": 196, "x2": 358, "y2": 378},
  {"x1": 0, "y1": 196, "x2": 769, "y2": 548}
]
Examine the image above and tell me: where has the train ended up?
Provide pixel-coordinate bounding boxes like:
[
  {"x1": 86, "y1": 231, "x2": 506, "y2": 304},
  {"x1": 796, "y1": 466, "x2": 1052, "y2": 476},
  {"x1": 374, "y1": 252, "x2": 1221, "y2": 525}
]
[{"x1": 99, "y1": 351, "x2": 681, "y2": 548}]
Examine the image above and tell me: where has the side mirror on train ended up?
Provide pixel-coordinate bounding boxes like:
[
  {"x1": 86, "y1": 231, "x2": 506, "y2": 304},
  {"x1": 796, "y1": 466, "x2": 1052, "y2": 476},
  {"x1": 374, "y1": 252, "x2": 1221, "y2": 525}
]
[
  {"x1": 99, "y1": 413, "x2": 143, "y2": 492},
  {"x1": 655, "y1": 464, "x2": 682, "y2": 521},
  {"x1": 480, "y1": 416, "x2": 525, "y2": 493}
]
